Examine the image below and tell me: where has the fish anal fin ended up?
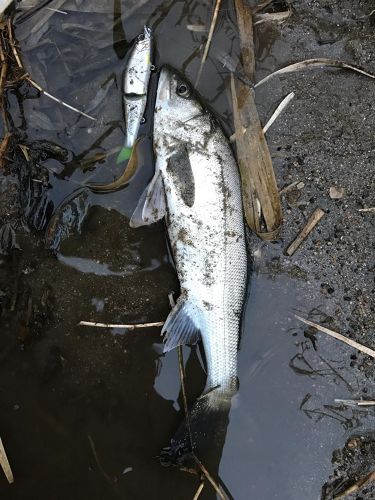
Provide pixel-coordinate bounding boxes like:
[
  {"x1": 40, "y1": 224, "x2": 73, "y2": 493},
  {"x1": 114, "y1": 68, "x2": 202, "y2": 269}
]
[{"x1": 162, "y1": 298, "x2": 201, "y2": 352}]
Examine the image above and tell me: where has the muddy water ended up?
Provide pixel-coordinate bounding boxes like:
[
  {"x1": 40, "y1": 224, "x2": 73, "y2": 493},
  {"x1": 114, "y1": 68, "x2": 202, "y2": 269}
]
[{"x1": 0, "y1": 1, "x2": 374, "y2": 499}]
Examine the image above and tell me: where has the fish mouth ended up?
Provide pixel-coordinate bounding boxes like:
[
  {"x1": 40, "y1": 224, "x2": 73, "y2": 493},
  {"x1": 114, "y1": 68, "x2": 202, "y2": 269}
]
[{"x1": 156, "y1": 66, "x2": 173, "y2": 104}]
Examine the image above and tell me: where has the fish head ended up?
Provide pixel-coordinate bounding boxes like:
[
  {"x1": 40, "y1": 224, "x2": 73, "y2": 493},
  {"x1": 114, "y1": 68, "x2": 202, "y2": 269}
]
[{"x1": 155, "y1": 66, "x2": 207, "y2": 144}]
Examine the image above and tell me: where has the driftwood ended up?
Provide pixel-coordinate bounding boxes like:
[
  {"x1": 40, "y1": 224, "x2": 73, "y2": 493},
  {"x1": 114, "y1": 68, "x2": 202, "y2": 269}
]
[{"x1": 232, "y1": 0, "x2": 282, "y2": 240}]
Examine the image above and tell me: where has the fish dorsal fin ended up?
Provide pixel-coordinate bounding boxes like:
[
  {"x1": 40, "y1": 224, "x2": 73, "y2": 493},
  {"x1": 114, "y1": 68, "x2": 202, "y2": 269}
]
[
  {"x1": 162, "y1": 297, "x2": 201, "y2": 352},
  {"x1": 166, "y1": 147, "x2": 195, "y2": 207},
  {"x1": 129, "y1": 170, "x2": 166, "y2": 227}
]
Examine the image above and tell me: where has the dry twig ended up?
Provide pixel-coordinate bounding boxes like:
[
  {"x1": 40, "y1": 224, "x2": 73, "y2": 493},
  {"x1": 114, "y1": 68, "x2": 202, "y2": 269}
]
[
  {"x1": 358, "y1": 207, "x2": 375, "y2": 213},
  {"x1": 279, "y1": 180, "x2": 299, "y2": 195},
  {"x1": 295, "y1": 315, "x2": 375, "y2": 358},
  {"x1": 335, "y1": 399, "x2": 375, "y2": 407},
  {"x1": 0, "y1": 437, "x2": 14, "y2": 484},
  {"x1": 192, "y1": 480, "x2": 205, "y2": 500},
  {"x1": 285, "y1": 208, "x2": 325, "y2": 256},
  {"x1": 255, "y1": 58, "x2": 375, "y2": 88},
  {"x1": 78, "y1": 320, "x2": 164, "y2": 329},
  {"x1": 195, "y1": 0, "x2": 222, "y2": 87}
]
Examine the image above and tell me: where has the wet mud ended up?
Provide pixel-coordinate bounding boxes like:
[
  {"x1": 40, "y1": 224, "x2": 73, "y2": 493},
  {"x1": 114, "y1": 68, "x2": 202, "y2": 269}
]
[{"x1": 0, "y1": 1, "x2": 374, "y2": 499}]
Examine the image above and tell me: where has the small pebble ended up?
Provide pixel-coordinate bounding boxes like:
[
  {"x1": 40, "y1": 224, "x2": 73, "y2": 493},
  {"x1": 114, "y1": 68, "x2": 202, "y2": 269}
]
[{"x1": 329, "y1": 186, "x2": 344, "y2": 199}]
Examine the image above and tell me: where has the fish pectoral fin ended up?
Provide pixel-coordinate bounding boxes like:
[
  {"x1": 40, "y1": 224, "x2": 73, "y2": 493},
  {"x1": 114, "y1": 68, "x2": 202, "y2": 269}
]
[
  {"x1": 162, "y1": 298, "x2": 201, "y2": 352},
  {"x1": 129, "y1": 170, "x2": 166, "y2": 227}
]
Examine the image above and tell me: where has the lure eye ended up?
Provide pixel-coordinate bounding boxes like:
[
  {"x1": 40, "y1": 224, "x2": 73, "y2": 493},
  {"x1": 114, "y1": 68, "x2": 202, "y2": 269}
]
[{"x1": 176, "y1": 83, "x2": 191, "y2": 98}]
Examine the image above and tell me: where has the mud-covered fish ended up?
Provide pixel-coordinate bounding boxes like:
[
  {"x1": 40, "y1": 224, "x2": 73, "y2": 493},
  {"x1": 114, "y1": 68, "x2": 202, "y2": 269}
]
[
  {"x1": 122, "y1": 26, "x2": 152, "y2": 159},
  {"x1": 130, "y1": 66, "x2": 247, "y2": 460}
]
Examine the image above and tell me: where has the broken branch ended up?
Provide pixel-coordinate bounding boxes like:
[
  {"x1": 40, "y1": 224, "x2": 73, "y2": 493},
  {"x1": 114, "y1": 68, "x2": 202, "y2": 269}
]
[
  {"x1": 195, "y1": 0, "x2": 222, "y2": 87},
  {"x1": 78, "y1": 321, "x2": 164, "y2": 329},
  {"x1": 285, "y1": 208, "x2": 325, "y2": 256}
]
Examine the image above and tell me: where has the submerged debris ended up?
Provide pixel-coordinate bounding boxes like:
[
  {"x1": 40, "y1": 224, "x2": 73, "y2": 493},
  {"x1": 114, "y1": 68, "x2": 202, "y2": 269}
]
[
  {"x1": 322, "y1": 435, "x2": 375, "y2": 499},
  {"x1": 45, "y1": 189, "x2": 90, "y2": 252},
  {"x1": 0, "y1": 222, "x2": 21, "y2": 254}
]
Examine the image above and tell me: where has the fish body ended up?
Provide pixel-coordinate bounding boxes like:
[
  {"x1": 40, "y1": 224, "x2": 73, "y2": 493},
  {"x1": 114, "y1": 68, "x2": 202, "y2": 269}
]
[
  {"x1": 123, "y1": 26, "x2": 152, "y2": 151},
  {"x1": 131, "y1": 66, "x2": 247, "y2": 448}
]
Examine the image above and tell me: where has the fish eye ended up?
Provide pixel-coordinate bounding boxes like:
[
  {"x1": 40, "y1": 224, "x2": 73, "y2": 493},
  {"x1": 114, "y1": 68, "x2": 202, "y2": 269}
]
[
  {"x1": 138, "y1": 33, "x2": 145, "y2": 41},
  {"x1": 176, "y1": 83, "x2": 191, "y2": 98}
]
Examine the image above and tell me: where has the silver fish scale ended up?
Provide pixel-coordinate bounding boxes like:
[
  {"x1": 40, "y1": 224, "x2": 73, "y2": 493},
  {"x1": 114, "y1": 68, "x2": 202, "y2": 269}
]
[{"x1": 154, "y1": 68, "x2": 247, "y2": 396}]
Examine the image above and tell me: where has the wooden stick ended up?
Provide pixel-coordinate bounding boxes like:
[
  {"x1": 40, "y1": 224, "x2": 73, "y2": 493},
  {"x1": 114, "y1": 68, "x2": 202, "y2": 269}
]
[
  {"x1": 192, "y1": 481, "x2": 205, "y2": 500},
  {"x1": 285, "y1": 208, "x2": 325, "y2": 256},
  {"x1": 231, "y1": 0, "x2": 282, "y2": 240},
  {"x1": 78, "y1": 321, "x2": 164, "y2": 329},
  {"x1": 335, "y1": 399, "x2": 375, "y2": 407},
  {"x1": 231, "y1": 74, "x2": 282, "y2": 239},
  {"x1": 279, "y1": 180, "x2": 299, "y2": 195},
  {"x1": 234, "y1": 0, "x2": 255, "y2": 81},
  {"x1": 0, "y1": 437, "x2": 14, "y2": 484},
  {"x1": 295, "y1": 315, "x2": 375, "y2": 358},
  {"x1": 195, "y1": 0, "x2": 222, "y2": 87},
  {"x1": 358, "y1": 207, "x2": 375, "y2": 213}
]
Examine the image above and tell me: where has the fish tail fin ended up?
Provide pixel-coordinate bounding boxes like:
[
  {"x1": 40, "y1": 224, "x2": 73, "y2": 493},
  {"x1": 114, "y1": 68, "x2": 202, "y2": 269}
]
[{"x1": 159, "y1": 386, "x2": 236, "y2": 468}]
